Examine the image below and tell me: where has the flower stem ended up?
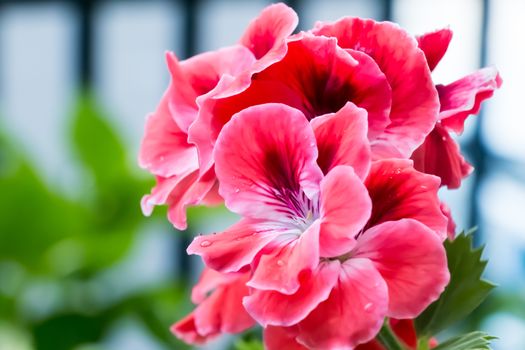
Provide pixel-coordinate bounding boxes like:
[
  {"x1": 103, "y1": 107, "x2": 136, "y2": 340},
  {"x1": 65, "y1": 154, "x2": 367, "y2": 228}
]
[{"x1": 377, "y1": 320, "x2": 407, "y2": 350}]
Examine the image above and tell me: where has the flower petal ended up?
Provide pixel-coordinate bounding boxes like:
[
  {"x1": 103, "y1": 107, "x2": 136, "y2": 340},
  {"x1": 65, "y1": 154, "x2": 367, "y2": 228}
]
[
  {"x1": 243, "y1": 261, "x2": 340, "y2": 327},
  {"x1": 311, "y1": 102, "x2": 372, "y2": 178},
  {"x1": 319, "y1": 166, "x2": 372, "y2": 257},
  {"x1": 191, "y1": 267, "x2": 236, "y2": 304},
  {"x1": 239, "y1": 3, "x2": 298, "y2": 71},
  {"x1": 187, "y1": 218, "x2": 280, "y2": 273},
  {"x1": 167, "y1": 169, "x2": 218, "y2": 230},
  {"x1": 141, "y1": 169, "x2": 215, "y2": 230},
  {"x1": 167, "y1": 46, "x2": 256, "y2": 132},
  {"x1": 264, "y1": 326, "x2": 307, "y2": 350},
  {"x1": 171, "y1": 312, "x2": 216, "y2": 345},
  {"x1": 365, "y1": 159, "x2": 448, "y2": 239},
  {"x1": 172, "y1": 271, "x2": 254, "y2": 344},
  {"x1": 416, "y1": 28, "x2": 453, "y2": 71},
  {"x1": 296, "y1": 258, "x2": 388, "y2": 349},
  {"x1": 438, "y1": 67, "x2": 502, "y2": 134},
  {"x1": 214, "y1": 103, "x2": 323, "y2": 221},
  {"x1": 411, "y1": 123, "x2": 473, "y2": 189},
  {"x1": 138, "y1": 90, "x2": 198, "y2": 178},
  {"x1": 313, "y1": 17, "x2": 439, "y2": 158},
  {"x1": 248, "y1": 220, "x2": 320, "y2": 294},
  {"x1": 354, "y1": 219, "x2": 449, "y2": 318},
  {"x1": 440, "y1": 201, "x2": 457, "y2": 239},
  {"x1": 195, "y1": 34, "x2": 391, "y2": 168}
]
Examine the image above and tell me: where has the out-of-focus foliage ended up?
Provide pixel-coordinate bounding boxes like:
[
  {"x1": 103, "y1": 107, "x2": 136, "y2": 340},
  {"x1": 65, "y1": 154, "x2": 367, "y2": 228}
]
[{"x1": 0, "y1": 95, "x2": 193, "y2": 350}]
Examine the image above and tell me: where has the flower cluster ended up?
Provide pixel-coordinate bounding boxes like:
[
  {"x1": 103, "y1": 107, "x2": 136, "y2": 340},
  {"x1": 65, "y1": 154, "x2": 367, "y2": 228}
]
[{"x1": 139, "y1": 4, "x2": 501, "y2": 349}]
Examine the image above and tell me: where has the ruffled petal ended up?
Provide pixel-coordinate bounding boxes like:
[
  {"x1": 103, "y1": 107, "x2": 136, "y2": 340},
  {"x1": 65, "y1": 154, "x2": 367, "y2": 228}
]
[
  {"x1": 296, "y1": 258, "x2": 388, "y2": 349},
  {"x1": 248, "y1": 220, "x2": 320, "y2": 294},
  {"x1": 141, "y1": 169, "x2": 215, "y2": 230},
  {"x1": 243, "y1": 261, "x2": 340, "y2": 327},
  {"x1": 191, "y1": 267, "x2": 236, "y2": 304},
  {"x1": 138, "y1": 89, "x2": 198, "y2": 178},
  {"x1": 239, "y1": 3, "x2": 298, "y2": 71},
  {"x1": 319, "y1": 166, "x2": 371, "y2": 257},
  {"x1": 416, "y1": 28, "x2": 453, "y2": 71},
  {"x1": 167, "y1": 46, "x2": 256, "y2": 132},
  {"x1": 172, "y1": 271, "x2": 254, "y2": 345},
  {"x1": 264, "y1": 326, "x2": 307, "y2": 350},
  {"x1": 167, "y1": 169, "x2": 216, "y2": 230},
  {"x1": 411, "y1": 123, "x2": 473, "y2": 189},
  {"x1": 171, "y1": 312, "x2": 216, "y2": 345},
  {"x1": 438, "y1": 67, "x2": 502, "y2": 134},
  {"x1": 187, "y1": 218, "x2": 280, "y2": 273},
  {"x1": 354, "y1": 219, "x2": 449, "y2": 318},
  {"x1": 440, "y1": 201, "x2": 457, "y2": 239},
  {"x1": 365, "y1": 159, "x2": 448, "y2": 239},
  {"x1": 214, "y1": 103, "x2": 323, "y2": 221},
  {"x1": 311, "y1": 102, "x2": 372, "y2": 178},
  {"x1": 313, "y1": 18, "x2": 439, "y2": 158},
  {"x1": 194, "y1": 34, "x2": 391, "y2": 168}
]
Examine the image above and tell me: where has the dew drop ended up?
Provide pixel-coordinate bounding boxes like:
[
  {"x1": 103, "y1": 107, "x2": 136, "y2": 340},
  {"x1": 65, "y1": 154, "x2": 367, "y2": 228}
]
[
  {"x1": 200, "y1": 240, "x2": 212, "y2": 247},
  {"x1": 420, "y1": 185, "x2": 428, "y2": 190},
  {"x1": 277, "y1": 260, "x2": 285, "y2": 267},
  {"x1": 234, "y1": 188, "x2": 240, "y2": 193},
  {"x1": 364, "y1": 302, "x2": 373, "y2": 311},
  {"x1": 310, "y1": 142, "x2": 316, "y2": 147},
  {"x1": 442, "y1": 136, "x2": 447, "y2": 141}
]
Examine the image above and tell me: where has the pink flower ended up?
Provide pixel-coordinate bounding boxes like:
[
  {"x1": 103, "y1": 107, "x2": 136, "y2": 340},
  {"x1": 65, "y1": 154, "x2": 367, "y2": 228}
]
[
  {"x1": 411, "y1": 29, "x2": 502, "y2": 189},
  {"x1": 171, "y1": 267, "x2": 254, "y2": 344},
  {"x1": 265, "y1": 319, "x2": 431, "y2": 350},
  {"x1": 188, "y1": 103, "x2": 449, "y2": 348},
  {"x1": 139, "y1": 3, "x2": 298, "y2": 229},
  {"x1": 189, "y1": 17, "x2": 441, "y2": 184}
]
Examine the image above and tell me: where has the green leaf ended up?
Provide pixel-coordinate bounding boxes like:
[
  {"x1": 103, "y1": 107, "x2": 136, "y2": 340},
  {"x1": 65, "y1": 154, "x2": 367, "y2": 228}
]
[
  {"x1": 71, "y1": 93, "x2": 126, "y2": 186},
  {"x1": 432, "y1": 331, "x2": 496, "y2": 350},
  {"x1": 416, "y1": 232, "x2": 496, "y2": 336},
  {"x1": 234, "y1": 339, "x2": 264, "y2": 350}
]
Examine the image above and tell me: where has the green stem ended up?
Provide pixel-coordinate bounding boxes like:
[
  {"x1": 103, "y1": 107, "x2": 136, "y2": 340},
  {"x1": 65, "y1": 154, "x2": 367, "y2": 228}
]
[{"x1": 377, "y1": 320, "x2": 407, "y2": 350}]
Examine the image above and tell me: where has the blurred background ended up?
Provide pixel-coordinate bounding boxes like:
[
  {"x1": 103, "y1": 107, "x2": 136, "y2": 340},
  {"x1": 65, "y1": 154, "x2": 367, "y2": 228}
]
[{"x1": 0, "y1": 0, "x2": 523, "y2": 349}]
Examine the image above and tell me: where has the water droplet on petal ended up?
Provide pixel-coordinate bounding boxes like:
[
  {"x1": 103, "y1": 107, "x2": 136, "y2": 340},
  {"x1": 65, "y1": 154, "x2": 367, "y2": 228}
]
[
  {"x1": 277, "y1": 260, "x2": 284, "y2": 267},
  {"x1": 364, "y1": 302, "x2": 373, "y2": 311},
  {"x1": 442, "y1": 136, "x2": 447, "y2": 141},
  {"x1": 200, "y1": 240, "x2": 212, "y2": 247},
  {"x1": 420, "y1": 185, "x2": 428, "y2": 190},
  {"x1": 234, "y1": 188, "x2": 240, "y2": 193},
  {"x1": 310, "y1": 142, "x2": 316, "y2": 147}
]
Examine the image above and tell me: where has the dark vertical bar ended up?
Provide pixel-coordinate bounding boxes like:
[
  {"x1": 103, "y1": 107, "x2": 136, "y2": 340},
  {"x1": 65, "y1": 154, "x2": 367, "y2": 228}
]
[
  {"x1": 381, "y1": 0, "x2": 393, "y2": 21},
  {"x1": 76, "y1": 0, "x2": 94, "y2": 88},
  {"x1": 468, "y1": 0, "x2": 490, "y2": 242},
  {"x1": 182, "y1": 0, "x2": 198, "y2": 58},
  {"x1": 177, "y1": 0, "x2": 199, "y2": 282}
]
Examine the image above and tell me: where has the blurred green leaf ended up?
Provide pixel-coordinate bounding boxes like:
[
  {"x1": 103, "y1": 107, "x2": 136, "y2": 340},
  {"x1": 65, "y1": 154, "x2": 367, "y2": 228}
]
[
  {"x1": 416, "y1": 232, "x2": 496, "y2": 336},
  {"x1": 235, "y1": 338, "x2": 264, "y2": 350},
  {"x1": 432, "y1": 331, "x2": 496, "y2": 350},
  {"x1": 71, "y1": 94, "x2": 126, "y2": 185}
]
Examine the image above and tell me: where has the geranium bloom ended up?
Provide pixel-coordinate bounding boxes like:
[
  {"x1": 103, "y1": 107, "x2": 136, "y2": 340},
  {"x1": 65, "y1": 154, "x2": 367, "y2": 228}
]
[
  {"x1": 188, "y1": 103, "x2": 449, "y2": 348},
  {"x1": 139, "y1": 3, "x2": 298, "y2": 229},
  {"x1": 189, "y1": 17, "x2": 441, "y2": 189},
  {"x1": 265, "y1": 319, "x2": 439, "y2": 350},
  {"x1": 171, "y1": 267, "x2": 254, "y2": 344},
  {"x1": 411, "y1": 28, "x2": 502, "y2": 189}
]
